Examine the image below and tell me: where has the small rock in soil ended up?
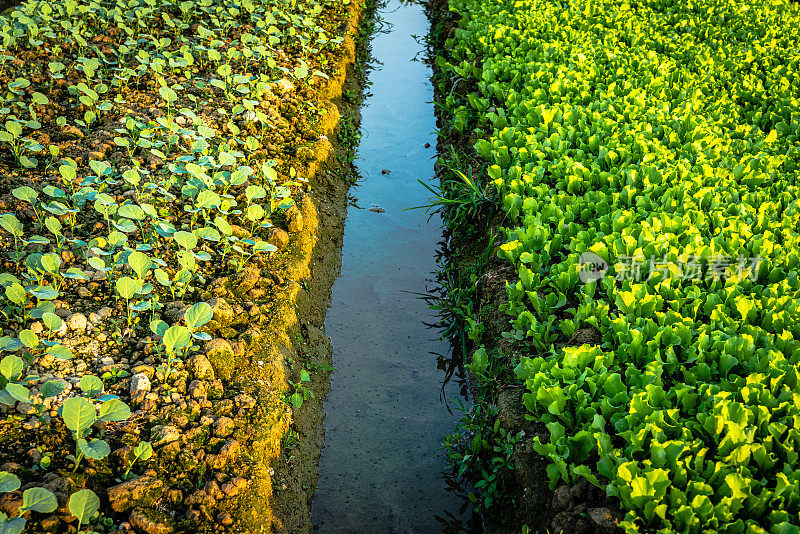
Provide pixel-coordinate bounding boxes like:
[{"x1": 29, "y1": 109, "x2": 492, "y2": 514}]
[
  {"x1": 285, "y1": 204, "x2": 304, "y2": 233},
  {"x1": 188, "y1": 353, "x2": 215, "y2": 381},
  {"x1": 107, "y1": 475, "x2": 165, "y2": 512},
  {"x1": 205, "y1": 297, "x2": 234, "y2": 331},
  {"x1": 66, "y1": 313, "x2": 88, "y2": 331},
  {"x1": 213, "y1": 416, "x2": 235, "y2": 437},
  {"x1": 204, "y1": 339, "x2": 235, "y2": 383},
  {"x1": 63, "y1": 125, "x2": 84, "y2": 139},
  {"x1": 151, "y1": 425, "x2": 181, "y2": 447},
  {"x1": 130, "y1": 373, "x2": 152, "y2": 394},
  {"x1": 129, "y1": 508, "x2": 174, "y2": 534},
  {"x1": 552, "y1": 484, "x2": 571, "y2": 512}
]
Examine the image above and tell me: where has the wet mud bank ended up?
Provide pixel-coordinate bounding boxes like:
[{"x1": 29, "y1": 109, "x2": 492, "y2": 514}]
[{"x1": 261, "y1": 3, "x2": 381, "y2": 532}]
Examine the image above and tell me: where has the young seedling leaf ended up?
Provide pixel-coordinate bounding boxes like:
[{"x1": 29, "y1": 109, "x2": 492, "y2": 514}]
[
  {"x1": 0, "y1": 355, "x2": 23, "y2": 380},
  {"x1": 184, "y1": 302, "x2": 212, "y2": 329},
  {"x1": 79, "y1": 375, "x2": 103, "y2": 398},
  {"x1": 98, "y1": 399, "x2": 131, "y2": 422},
  {"x1": 68, "y1": 489, "x2": 100, "y2": 528},
  {"x1": 0, "y1": 472, "x2": 21, "y2": 493},
  {"x1": 163, "y1": 325, "x2": 191, "y2": 354},
  {"x1": 4, "y1": 283, "x2": 25, "y2": 305},
  {"x1": 5, "y1": 384, "x2": 30, "y2": 403},
  {"x1": 20, "y1": 487, "x2": 57, "y2": 513},
  {"x1": 116, "y1": 276, "x2": 141, "y2": 300},
  {"x1": 62, "y1": 396, "x2": 96, "y2": 438},
  {"x1": 42, "y1": 312, "x2": 63, "y2": 332},
  {"x1": 40, "y1": 380, "x2": 66, "y2": 398},
  {"x1": 77, "y1": 438, "x2": 110, "y2": 460}
]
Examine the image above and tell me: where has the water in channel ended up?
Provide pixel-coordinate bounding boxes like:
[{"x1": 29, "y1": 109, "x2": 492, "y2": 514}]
[{"x1": 311, "y1": 1, "x2": 471, "y2": 532}]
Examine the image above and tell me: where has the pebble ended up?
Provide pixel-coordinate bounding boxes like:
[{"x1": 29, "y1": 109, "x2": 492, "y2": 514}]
[
  {"x1": 67, "y1": 313, "x2": 88, "y2": 331},
  {"x1": 130, "y1": 373, "x2": 152, "y2": 394},
  {"x1": 213, "y1": 416, "x2": 235, "y2": 437},
  {"x1": 151, "y1": 425, "x2": 181, "y2": 447},
  {"x1": 107, "y1": 475, "x2": 165, "y2": 512},
  {"x1": 188, "y1": 353, "x2": 215, "y2": 381}
]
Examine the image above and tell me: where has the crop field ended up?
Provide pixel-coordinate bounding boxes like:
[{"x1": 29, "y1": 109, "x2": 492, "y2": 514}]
[
  {"x1": 0, "y1": 0, "x2": 361, "y2": 530},
  {"x1": 435, "y1": 0, "x2": 800, "y2": 531}
]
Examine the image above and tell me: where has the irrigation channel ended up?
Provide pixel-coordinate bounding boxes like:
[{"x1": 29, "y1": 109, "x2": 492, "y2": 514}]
[{"x1": 311, "y1": 1, "x2": 474, "y2": 531}]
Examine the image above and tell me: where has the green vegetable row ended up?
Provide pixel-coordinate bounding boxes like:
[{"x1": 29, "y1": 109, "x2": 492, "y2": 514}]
[
  {"x1": 439, "y1": 0, "x2": 800, "y2": 531},
  {"x1": 0, "y1": 0, "x2": 349, "y2": 528}
]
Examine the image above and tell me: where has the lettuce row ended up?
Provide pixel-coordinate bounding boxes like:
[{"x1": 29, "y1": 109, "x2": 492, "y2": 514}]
[{"x1": 441, "y1": 0, "x2": 800, "y2": 531}]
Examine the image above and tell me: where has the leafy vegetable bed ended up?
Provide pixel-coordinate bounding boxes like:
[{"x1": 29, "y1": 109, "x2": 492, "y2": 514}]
[
  {"x1": 436, "y1": 0, "x2": 800, "y2": 531},
  {"x1": 0, "y1": 0, "x2": 361, "y2": 531}
]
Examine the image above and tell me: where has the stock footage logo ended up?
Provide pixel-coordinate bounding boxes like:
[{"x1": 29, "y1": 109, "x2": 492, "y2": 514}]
[{"x1": 577, "y1": 252, "x2": 608, "y2": 283}]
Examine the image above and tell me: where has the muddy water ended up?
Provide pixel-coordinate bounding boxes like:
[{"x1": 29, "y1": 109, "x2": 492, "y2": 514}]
[{"x1": 311, "y1": 1, "x2": 470, "y2": 532}]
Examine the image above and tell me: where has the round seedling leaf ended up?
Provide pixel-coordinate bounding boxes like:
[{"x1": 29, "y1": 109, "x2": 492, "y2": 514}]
[
  {"x1": 127, "y1": 251, "x2": 152, "y2": 279},
  {"x1": 42, "y1": 312, "x2": 63, "y2": 333},
  {"x1": 245, "y1": 185, "x2": 266, "y2": 201},
  {"x1": 0, "y1": 471, "x2": 21, "y2": 492},
  {"x1": 253, "y1": 241, "x2": 277, "y2": 254},
  {"x1": 40, "y1": 253, "x2": 61, "y2": 274},
  {"x1": 133, "y1": 441, "x2": 153, "y2": 461},
  {"x1": 44, "y1": 216, "x2": 62, "y2": 236},
  {"x1": 18, "y1": 329, "x2": 39, "y2": 349},
  {"x1": 46, "y1": 344, "x2": 74, "y2": 360},
  {"x1": 77, "y1": 438, "x2": 110, "y2": 460},
  {"x1": 79, "y1": 375, "x2": 103, "y2": 398},
  {"x1": 158, "y1": 86, "x2": 178, "y2": 104},
  {"x1": 173, "y1": 231, "x2": 197, "y2": 250},
  {"x1": 0, "y1": 355, "x2": 23, "y2": 380},
  {"x1": 98, "y1": 399, "x2": 131, "y2": 422},
  {"x1": 5, "y1": 384, "x2": 30, "y2": 403},
  {"x1": 62, "y1": 396, "x2": 97, "y2": 437},
  {"x1": 20, "y1": 487, "x2": 57, "y2": 513},
  {"x1": 4, "y1": 283, "x2": 26, "y2": 305},
  {"x1": 30, "y1": 286, "x2": 59, "y2": 300},
  {"x1": 0, "y1": 516, "x2": 26, "y2": 534},
  {"x1": 40, "y1": 380, "x2": 66, "y2": 399},
  {"x1": 150, "y1": 319, "x2": 168, "y2": 336},
  {"x1": 162, "y1": 325, "x2": 191, "y2": 354},
  {"x1": 68, "y1": 489, "x2": 100, "y2": 527},
  {"x1": 184, "y1": 302, "x2": 212, "y2": 329},
  {"x1": 58, "y1": 164, "x2": 76, "y2": 183},
  {"x1": 11, "y1": 185, "x2": 37, "y2": 203},
  {"x1": 116, "y1": 276, "x2": 140, "y2": 300}
]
